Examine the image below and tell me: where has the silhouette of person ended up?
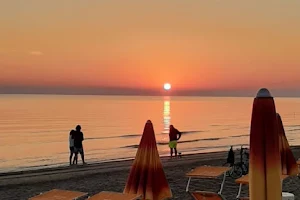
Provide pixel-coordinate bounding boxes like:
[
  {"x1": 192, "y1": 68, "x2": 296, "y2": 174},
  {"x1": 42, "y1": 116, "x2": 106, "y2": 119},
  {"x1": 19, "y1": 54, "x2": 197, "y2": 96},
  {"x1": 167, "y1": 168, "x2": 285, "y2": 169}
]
[
  {"x1": 169, "y1": 125, "x2": 182, "y2": 158},
  {"x1": 73, "y1": 125, "x2": 86, "y2": 165},
  {"x1": 69, "y1": 129, "x2": 75, "y2": 165},
  {"x1": 227, "y1": 146, "x2": 235, "y2": 166}
]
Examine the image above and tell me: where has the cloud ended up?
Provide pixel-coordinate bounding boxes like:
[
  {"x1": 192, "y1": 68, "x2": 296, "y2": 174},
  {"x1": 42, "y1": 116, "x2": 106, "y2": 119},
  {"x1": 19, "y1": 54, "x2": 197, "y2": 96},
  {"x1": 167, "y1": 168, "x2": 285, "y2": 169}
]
[{"x1": 29, "y1": 51, "x2": 43, "y2": 56}]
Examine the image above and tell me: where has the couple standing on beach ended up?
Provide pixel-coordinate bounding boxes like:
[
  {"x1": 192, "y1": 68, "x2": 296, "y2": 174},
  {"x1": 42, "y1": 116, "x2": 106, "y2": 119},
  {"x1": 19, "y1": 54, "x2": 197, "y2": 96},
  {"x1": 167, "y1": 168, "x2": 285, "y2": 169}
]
[{"x1": 69, "y1": 125, "x2": 86, "y2": 165}]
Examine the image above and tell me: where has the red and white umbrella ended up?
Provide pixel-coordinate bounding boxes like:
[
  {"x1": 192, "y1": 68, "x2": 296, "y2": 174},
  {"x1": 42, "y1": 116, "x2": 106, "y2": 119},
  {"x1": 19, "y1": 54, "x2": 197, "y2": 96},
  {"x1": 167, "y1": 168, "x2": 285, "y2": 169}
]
[
  {"x1": 277, "y1": 113, "x2": 298, "y2": 175},
  {"x1": 124, "y1": 120, "x2": 172, "y2": 200},
  {"x1": 249, "y1": 88, "x2": 281, "y2": 200}
]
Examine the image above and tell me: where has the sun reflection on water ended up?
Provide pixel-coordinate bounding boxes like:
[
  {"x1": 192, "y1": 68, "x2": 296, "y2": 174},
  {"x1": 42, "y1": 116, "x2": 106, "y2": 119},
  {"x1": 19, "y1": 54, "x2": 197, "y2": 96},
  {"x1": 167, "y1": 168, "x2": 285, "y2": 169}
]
[{"x1": 163, "y1": 97, "x2": 171, "y2": 134}]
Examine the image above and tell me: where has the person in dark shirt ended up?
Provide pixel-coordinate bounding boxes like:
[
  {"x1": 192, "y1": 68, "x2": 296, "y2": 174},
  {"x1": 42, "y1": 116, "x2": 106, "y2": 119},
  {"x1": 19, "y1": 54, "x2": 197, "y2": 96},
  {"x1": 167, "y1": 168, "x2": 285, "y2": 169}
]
[
  {"x1": 73, "y1": 125, "x2": 86, "y2": 165},
  {"x1": 226, "y1": 146, "x2": 235, "y2": 166},
  {"x1": 169, "y1": 125, "x2": 182, "y2": 158}
]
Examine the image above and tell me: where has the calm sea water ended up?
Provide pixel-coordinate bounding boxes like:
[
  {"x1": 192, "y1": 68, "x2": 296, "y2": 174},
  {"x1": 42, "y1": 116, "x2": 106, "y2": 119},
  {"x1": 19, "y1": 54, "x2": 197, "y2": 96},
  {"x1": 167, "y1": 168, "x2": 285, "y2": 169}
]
[{"x1": 0, "y1": 94, "x2": 300, "y2": 173}]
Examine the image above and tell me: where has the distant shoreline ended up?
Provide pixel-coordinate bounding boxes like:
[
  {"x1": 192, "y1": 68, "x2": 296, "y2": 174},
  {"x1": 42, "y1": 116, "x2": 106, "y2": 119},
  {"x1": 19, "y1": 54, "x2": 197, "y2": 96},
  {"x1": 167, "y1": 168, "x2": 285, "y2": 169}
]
[
  {"x1": 1, "y1": 93, "x2": 300, "y2": 98},
  {"x1": 1, "y1": 85, "x2": 300, "y2": 97}
]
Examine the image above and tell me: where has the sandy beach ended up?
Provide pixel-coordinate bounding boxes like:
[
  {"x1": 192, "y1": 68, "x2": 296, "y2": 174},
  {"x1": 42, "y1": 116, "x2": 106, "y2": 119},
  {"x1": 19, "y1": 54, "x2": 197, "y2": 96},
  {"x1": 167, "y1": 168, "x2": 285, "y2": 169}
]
[{"x1": 1, "y1": 147, "x2": 300, "y2": 200}]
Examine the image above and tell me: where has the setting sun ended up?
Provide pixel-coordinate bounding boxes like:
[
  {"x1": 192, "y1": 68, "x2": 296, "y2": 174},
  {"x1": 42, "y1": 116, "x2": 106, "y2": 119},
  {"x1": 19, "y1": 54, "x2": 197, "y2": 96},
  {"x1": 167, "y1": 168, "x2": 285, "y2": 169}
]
[{"x1": 163, "y1": 83, "x2": 171, "y2": 90}]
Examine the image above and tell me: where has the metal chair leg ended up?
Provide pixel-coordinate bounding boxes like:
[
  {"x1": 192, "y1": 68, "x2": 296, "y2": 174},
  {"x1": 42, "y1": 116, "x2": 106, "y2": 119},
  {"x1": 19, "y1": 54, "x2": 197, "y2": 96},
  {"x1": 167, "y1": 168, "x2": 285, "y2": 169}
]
[
  {"x1": 218, "y1": 172, "x2": 226, "y2": 194},
  {"x1": 186, "y1": 177, "x2": 191, "y2": 192},
  {"x1": 236, "y1": 184, "x2": 242, "y2": 199}
]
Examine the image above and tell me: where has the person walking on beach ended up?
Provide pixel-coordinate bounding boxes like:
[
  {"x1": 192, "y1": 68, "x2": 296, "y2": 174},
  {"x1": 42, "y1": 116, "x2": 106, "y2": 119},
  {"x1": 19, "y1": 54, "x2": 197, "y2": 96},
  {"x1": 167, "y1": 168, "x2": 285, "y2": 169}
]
[
  {"x1": 73, "y1": 125, "x2": 86, "y2": 165},
  {"x1": 69, "y1": 129, "x2": 76, "y2": 165},
  {"x1": 169, "y1": 125, "x2": 181, "y2": 158}
]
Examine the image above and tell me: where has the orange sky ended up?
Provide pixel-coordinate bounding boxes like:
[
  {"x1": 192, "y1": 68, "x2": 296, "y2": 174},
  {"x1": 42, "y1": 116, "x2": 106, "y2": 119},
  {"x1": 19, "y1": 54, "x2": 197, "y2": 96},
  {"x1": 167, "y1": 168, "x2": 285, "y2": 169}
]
[{"x1": 1, "y1": 1, "x2": 300, "y2": 94}]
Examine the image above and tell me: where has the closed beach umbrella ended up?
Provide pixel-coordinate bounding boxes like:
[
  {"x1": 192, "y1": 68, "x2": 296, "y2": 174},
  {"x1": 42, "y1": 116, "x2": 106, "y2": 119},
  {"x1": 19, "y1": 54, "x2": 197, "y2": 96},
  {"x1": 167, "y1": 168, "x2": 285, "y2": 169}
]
[
  {"x1": 277, "y1": 113, "x2": 298, "y2": 175},
  {"x1": 124, "y1": 120, "x2": 172, "y2": 200},
  {"x1": 249, "y1": 88, "x2": 281, "y2": 200}
]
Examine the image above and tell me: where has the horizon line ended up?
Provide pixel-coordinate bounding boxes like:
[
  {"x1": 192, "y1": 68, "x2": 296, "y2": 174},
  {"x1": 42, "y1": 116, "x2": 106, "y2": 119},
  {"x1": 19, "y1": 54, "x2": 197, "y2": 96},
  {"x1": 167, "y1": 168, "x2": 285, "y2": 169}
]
[
  {"x1": 1, "y1": 92, "x2": 300, "y2": 98},
  {"x1": 1, "y1": 85, "x2": 300, "y2": 97}
]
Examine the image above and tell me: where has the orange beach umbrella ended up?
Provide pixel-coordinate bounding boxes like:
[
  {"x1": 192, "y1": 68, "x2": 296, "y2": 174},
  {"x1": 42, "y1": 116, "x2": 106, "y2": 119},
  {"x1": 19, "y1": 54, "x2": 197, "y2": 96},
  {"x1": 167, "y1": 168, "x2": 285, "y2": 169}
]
[
  {"x1": 277, "y1": 113, "x2": 298, "y2": 175},
  {"x1": 249, "y1": 88, "x2": 281, "y2": 200},
  {"x1": 124, "y1": 120, "x2": 172, "y2": 200}
]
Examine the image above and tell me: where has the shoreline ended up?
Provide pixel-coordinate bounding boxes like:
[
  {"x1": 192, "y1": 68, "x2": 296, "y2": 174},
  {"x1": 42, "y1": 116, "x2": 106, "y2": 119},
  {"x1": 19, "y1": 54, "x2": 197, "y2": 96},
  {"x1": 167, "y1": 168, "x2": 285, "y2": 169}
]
[
  {"x1": 0, "y1": 146, "x2": 238, "y2": 176},
  {"x1": 0, "y1": 150, "x2": 230, "y2": 186},
  {"x1": 1, "y1": 146, "x2": 300, "y2": 200},
  {"x1": 1, "y1": 145, "x2": 300, "y2": 186},
  {"x1": 0, "y1": 139, "x2": 250, "y2": 175}
]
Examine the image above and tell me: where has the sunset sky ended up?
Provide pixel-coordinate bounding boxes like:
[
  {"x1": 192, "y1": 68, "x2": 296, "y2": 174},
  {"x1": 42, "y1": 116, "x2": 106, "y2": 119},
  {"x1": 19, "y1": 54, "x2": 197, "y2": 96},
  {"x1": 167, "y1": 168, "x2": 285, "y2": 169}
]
[{"x1": 1, "y1": 1, "x2": 300, "y2": 96}]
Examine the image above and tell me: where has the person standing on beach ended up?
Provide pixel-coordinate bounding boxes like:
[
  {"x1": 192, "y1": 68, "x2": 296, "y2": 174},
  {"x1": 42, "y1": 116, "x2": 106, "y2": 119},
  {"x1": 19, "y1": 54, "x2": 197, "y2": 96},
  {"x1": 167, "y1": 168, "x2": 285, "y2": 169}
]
[
  {"x1": 169, "y1": 125, "x2": 181, "y2": 158},
  {"x1": 69, "y1": 130, "x2": 75, "y2": 165},
  {"x1": 73, "y1": 125, "x2": 86, "y2": 165},
  {"x1": 226, "y1": 146, "x2": 235, "y2": 167}
]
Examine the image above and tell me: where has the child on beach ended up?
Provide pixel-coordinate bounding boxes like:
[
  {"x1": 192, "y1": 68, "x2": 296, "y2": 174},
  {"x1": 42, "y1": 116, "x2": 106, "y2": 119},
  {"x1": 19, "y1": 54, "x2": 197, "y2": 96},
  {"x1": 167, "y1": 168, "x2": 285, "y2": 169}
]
[
  {"x1": 169, "y1": 125, "x2": 182, "y2": 158},
  {"x1": 69, "y1": 130, "x2": 75, "y2": 165}
]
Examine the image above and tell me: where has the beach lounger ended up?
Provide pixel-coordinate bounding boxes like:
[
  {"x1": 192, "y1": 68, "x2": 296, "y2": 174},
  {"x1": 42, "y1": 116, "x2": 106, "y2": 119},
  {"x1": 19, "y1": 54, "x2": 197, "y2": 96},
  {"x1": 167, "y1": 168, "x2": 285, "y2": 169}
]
[
  {"x1": 235, "y1": 174, "x2": 290, "y2": 199},
  {"x1": 87, "y1": 191, "x2": 142, "y2": 200},
  {"x1": 185, "y1": 166, "x2": 230, "y2": 194},
  {"x1": 190, "y1": 191, "x2": 226, "y2": 200},
  {"x1": 29, "y1": 189, "x2": 88, "y2": 200}
]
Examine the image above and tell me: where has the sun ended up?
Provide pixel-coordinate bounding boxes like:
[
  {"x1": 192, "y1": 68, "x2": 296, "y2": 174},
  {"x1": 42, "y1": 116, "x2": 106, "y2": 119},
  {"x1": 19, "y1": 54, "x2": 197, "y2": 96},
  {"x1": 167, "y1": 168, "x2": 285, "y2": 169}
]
[{"x1": 163, "y1": 83, "x2": 171, "y2": 90}]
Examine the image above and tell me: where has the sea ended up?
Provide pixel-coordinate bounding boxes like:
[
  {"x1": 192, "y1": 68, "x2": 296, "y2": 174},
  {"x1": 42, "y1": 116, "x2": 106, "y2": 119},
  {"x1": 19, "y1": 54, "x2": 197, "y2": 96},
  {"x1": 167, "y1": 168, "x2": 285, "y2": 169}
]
[{"x1": 0, "y1": 94, "x2": 300, "y2": 173}]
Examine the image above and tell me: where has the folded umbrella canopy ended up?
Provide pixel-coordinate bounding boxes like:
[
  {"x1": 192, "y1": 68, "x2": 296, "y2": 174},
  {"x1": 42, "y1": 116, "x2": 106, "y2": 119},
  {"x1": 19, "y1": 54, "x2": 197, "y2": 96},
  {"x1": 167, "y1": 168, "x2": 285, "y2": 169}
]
[
  {"x1": 277, "y1": 113, "x2": 298, "y2": 175},
  {"x1": 124, "y1": 120, "x2": 172, "y2": 200},
  {"x1": 249, "y1": 88, "x2": 281, "y2": 200}
]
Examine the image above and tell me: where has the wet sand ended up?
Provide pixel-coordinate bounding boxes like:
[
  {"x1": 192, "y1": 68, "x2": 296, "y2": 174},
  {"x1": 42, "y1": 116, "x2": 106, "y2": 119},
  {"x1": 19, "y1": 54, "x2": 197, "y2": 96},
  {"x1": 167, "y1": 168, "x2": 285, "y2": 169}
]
[{"x1": 1, "y1": 147, "x2": 300, "y2": 200}]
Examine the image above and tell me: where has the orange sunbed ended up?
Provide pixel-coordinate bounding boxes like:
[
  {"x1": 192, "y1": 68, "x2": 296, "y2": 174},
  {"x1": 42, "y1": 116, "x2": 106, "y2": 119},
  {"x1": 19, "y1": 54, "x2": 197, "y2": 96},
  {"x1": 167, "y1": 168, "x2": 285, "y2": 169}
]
[
  {"x1": 29, "y1": 189, "x2": 88, "y2": 200},
  {"x1": 185, "y1": 166, "x2": 230, "y2": 193},
  {"x1": 88, "y1": 191, "x2": 142, "y2": 200},
  {"x1": 190, "y1": 191, "x2": 226, "y2": 200}
]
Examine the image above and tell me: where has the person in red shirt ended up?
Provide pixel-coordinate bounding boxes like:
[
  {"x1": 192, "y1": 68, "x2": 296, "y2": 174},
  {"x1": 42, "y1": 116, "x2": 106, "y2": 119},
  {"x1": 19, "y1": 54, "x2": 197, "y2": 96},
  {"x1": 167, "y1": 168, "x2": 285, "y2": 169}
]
[{"x1": 169, "y1": 125, "x2": 182, "y2": 158}]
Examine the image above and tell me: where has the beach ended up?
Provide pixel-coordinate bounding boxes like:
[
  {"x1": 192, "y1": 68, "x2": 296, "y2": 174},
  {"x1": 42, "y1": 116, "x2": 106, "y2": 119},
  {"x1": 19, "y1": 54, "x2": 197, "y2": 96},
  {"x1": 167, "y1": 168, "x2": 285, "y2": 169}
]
[
  {"x1": 1, "y1": 147, "x2": 300, "y2": 200},
  {"x1": 2, "y1": 1, "x2": 300, "y2": 199}
]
